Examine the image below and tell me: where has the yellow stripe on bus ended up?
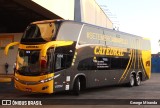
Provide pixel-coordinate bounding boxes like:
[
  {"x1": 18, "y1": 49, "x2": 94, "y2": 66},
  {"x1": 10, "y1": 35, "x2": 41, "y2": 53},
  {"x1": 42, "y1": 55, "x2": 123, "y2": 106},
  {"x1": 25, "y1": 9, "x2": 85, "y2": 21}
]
[
  {"x1": 122, "y1": 49, "x2": 135, "y2": 82},
  {"x1": 118, "y1": 49, "x2": 133, "y2": 83}
]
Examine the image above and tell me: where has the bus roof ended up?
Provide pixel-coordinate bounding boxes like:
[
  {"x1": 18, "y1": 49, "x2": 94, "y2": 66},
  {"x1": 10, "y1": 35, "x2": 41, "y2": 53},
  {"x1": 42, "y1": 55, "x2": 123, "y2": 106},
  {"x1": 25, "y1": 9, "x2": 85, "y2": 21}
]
[
  {"x1": 31, "y1": 19, "x2": 149, "y2": 40},
  {"x1": 31, "y1": 19, "x2": 64, "y2": 24}
]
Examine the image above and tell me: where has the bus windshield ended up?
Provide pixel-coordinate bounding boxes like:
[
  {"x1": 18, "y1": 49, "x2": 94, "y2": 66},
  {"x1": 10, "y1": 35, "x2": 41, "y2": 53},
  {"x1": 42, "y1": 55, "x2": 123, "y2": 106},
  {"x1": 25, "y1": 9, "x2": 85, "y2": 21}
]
[
  {"x1": 16, "y1": 49, "x2": 52, "y2": 76},
  {"x1": 21, "y1": 22, "x2": 57, "y2": 42}
]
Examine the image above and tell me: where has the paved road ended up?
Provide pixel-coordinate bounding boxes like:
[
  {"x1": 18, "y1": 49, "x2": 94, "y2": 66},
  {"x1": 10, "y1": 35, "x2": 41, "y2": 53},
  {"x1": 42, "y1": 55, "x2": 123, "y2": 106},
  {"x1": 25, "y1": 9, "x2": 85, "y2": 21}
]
[{"x1": 0, "y1": 73, "x2": 160, "y2": 108}]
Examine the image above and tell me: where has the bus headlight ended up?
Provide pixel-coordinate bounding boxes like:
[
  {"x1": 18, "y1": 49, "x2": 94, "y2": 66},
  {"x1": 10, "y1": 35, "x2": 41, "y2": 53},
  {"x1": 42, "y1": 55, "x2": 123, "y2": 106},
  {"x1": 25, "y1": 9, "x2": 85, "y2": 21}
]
[{"x1": 39, "y1": 77, "x2": 54, "y2": 83}]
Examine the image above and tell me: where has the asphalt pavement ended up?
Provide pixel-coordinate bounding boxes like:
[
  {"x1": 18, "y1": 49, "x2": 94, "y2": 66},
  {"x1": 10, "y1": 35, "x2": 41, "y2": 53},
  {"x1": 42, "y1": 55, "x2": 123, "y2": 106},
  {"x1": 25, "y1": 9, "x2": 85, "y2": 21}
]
[{"x1": 0, "y1": 73, "x2": 160, "y2": 108}]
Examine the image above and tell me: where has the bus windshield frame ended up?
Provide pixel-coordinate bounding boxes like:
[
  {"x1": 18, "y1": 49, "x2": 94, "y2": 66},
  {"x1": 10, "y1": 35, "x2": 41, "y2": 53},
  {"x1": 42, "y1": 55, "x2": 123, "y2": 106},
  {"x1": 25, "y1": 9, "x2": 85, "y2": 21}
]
[{"x1": 21, "y1": 22, "x2": 58, "y2": 43}]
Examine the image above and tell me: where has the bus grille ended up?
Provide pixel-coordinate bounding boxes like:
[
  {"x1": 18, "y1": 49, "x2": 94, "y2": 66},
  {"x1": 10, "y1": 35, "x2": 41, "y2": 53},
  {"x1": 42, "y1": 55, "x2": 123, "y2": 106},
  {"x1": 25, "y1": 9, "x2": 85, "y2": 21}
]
[{"x1": 15, "y1": 79, "x2": 40, "y2": 85}]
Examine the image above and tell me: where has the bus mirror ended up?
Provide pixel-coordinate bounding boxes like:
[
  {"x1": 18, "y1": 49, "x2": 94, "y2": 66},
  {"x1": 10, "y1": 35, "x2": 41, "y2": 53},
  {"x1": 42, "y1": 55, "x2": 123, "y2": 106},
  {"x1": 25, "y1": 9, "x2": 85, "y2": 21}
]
[
  {"x1": 40, "y1": 41, "x2": 73, "y2": 57},
  {"x1": 4, "y1": 42, "x2": 20, "y2": 55},
  {"x1": 40, "y1": 41, "x2": 56, "y2": 57}
]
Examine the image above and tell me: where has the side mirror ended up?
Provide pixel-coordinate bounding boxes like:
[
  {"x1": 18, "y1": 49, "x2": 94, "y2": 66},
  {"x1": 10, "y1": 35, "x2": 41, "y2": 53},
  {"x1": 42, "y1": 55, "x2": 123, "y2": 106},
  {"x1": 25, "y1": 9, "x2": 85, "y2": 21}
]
[{"x1": 4, "y1": 42, "x2": 20, "y2": 55}]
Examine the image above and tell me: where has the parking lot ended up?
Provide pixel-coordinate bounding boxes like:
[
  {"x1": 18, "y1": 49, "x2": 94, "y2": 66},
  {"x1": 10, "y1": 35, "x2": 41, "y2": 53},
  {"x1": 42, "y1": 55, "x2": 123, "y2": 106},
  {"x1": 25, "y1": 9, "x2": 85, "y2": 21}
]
[{"x1": 0, "y1": 73, "x2": 160, "y2": 108}]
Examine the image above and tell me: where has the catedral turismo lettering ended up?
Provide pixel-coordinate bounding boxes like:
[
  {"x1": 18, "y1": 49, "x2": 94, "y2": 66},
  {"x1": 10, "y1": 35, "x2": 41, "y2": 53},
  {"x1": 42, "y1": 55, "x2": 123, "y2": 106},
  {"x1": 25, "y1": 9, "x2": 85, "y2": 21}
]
[{"x1": 94, "y1": 46, "x2": 127, "y2": 56}]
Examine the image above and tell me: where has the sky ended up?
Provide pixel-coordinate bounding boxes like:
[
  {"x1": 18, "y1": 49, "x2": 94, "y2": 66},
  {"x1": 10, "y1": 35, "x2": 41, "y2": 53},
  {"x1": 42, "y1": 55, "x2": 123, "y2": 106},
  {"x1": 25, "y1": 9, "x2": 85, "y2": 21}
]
[{"x1": 96, "y1": 0, "x2": 160, "y2": 54}]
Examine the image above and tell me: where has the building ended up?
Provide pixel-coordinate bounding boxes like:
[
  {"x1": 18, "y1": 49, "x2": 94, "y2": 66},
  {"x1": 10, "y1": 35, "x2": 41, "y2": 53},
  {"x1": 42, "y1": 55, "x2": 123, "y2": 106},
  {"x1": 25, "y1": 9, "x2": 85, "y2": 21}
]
[{"x1": 0, "y1": 0, "x2": 113, "y2": 74}]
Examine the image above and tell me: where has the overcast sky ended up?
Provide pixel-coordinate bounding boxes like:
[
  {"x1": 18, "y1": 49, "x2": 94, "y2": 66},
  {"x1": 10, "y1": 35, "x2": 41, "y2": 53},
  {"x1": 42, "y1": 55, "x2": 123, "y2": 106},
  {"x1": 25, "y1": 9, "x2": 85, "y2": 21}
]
[{"x1": 96, "y1": 0, "x2": 160, "y2": 54}]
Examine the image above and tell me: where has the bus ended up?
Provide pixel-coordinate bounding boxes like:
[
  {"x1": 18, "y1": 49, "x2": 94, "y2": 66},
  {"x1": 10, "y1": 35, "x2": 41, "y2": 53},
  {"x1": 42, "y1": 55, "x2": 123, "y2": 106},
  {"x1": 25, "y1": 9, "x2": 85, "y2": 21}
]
[{"x1": 4, "y1": 19, "x2": 151, "y2": 95}]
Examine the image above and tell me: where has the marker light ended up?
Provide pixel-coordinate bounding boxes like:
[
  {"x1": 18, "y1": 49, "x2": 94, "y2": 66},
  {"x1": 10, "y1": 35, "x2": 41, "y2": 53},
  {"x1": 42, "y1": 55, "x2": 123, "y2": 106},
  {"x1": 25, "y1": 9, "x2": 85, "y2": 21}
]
[{"x1": 39, "y1": 77, "x2": 54, "y2": 83}]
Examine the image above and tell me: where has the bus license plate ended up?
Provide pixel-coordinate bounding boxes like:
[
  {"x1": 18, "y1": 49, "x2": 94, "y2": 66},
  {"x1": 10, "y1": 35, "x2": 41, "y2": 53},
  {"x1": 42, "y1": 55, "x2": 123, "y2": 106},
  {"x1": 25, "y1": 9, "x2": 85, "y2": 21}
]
[{"x1": 26, "y1": 88, "x2": 32, "y2": 92}]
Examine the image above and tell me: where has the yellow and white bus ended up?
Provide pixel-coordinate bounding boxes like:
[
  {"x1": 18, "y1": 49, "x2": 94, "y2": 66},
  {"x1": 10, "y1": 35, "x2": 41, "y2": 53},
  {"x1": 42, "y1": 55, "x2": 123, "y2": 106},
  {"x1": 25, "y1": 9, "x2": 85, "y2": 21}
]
[{"x1": 5, "y1": 19, "x2": 151, "y2": 95}]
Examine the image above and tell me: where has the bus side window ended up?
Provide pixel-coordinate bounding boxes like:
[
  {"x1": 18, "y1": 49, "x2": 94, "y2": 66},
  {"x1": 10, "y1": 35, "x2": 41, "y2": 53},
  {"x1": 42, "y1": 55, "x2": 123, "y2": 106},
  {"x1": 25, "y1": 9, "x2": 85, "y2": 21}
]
[
  {"x1": 121, "y1": 58, "x2": 129, "y2": 69},
  {"x1": 55, "y1": 54, "x2": 66, "y2": 72},
  {"x1": 77, "y1": 58, "x2": 96, "y2": 70},
  {"x1": 65, "y1": 55, "x2": 73, "y2": 68},
  {"x1": 54, "y1": 54, "x2": 73, "y2": 72},
  {"x1": 111, "y1": 57, "x2": 122, "y2": 69},
  {"x1": 96, "y1": 57, "x2": 110, "y2": 70}
]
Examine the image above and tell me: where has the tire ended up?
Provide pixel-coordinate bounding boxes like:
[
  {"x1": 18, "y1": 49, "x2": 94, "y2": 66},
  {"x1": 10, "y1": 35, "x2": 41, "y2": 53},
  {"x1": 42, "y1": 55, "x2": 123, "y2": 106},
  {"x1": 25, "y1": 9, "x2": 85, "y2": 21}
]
[
  {"x1": 135, "y1": 74, "x2": 141, "y2": 86},
  {"x1": 73, "y1": 78, "x2": 80, "y2": 95},
  {"x1": 128, "y1": 74, "x2": 135, "y2": 87}
]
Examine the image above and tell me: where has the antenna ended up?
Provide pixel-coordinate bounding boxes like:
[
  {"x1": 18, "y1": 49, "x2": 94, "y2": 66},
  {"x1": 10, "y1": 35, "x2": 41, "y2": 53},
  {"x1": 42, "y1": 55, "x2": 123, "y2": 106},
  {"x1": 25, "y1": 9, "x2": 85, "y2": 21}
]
[{"x1": 98, "y1": 4, "x2": 120, "y2": 30}]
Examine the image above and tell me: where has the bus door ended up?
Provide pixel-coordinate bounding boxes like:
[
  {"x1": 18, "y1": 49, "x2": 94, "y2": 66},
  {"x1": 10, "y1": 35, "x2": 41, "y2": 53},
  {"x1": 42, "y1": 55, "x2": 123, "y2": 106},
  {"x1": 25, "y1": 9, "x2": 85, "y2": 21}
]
[
  {"x1": 53, "y1": 53, "x2": 67, "y2": 92},
  {"x1": 40, "y1": 48, "x2": 66, "y2": 92}
]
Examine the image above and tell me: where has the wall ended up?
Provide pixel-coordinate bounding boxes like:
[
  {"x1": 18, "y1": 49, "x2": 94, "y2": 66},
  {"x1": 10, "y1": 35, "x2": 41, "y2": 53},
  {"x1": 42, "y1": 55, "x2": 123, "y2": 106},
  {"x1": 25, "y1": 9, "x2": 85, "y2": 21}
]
[
  {"x1": 32, "y1": 0, "x2": 75, "y2": 20},
  {"x1": 81, "y1": 0, "x2": 113, "y2": 29},
  {"x1": 32, "y1": 0, "x2": 113, "y2": 29},
  {"x1": 0, "y1": 33, "x2": 22, "y2": 74}
]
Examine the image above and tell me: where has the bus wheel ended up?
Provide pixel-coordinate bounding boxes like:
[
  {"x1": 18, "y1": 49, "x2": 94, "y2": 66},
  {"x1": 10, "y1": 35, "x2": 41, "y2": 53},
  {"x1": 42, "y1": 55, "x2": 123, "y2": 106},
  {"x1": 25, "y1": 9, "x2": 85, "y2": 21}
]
[
  {"x1": 135, "y1": 73, "x2": 141, "y2": 86},
  {"x1": 73, "y1": 78, "x2": 80, "y2": 95},
  {"x1": 128, "y1": 74, "x2": 135, "y2": 87}
]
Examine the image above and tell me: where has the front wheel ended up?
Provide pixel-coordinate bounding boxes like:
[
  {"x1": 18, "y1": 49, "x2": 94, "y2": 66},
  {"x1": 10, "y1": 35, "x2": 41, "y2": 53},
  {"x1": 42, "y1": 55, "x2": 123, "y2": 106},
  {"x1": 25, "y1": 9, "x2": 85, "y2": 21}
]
[
  {"x1": 73, "y1": 78, "x2": 80, "y2": 95},
  {"x1": 135, "y1": 74, "x2": 141, "y2": 86}
]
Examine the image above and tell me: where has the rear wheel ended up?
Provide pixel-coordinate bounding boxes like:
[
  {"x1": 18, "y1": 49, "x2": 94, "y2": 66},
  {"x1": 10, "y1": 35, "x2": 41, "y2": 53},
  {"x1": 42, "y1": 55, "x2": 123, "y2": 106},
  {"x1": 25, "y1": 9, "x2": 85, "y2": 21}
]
[
  {"x1": 128, "y1": 74, "x2": 135, "y2": 87},
  {"x1": 135, "y1": 74, "x2": 141, "y2": 86},
  {"x1": 73, "y1": 78, "x2": 80, "y2": 95}
]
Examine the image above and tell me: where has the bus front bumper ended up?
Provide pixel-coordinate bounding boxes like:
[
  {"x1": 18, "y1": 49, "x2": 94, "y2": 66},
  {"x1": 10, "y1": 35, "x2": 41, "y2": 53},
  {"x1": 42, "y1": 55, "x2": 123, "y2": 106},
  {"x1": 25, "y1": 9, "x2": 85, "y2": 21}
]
[
  {"x1": 14, "y1": 80, "x2": 54, "y2": 94},
  {"x1": 14, "y1": 73, "x2": 54, "y2": 94}
]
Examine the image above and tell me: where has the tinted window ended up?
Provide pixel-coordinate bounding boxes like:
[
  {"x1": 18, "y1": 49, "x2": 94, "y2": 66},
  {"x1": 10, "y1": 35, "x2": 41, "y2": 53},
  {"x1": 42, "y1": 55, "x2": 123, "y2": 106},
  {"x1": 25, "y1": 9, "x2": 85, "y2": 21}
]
[
  {"x1": 111, "y1": 57, "x2": 122, "y2": 69},
  {"x1": 55, "y1": 54, "x2": 66, "y2": 71},
  {"x1": 110, "y1": 57, "x2": 129, "y2": 69},
  {"x1": 54, "y1": 54, "x2": 73, "y2": 72},
  {"x1": 79, "y1": 25, "x2": 103, "y2": 45},
  {"x1": 56, "y1": 22, "x2": 82, "y2": 41},
  {"x1": 66, "y1": 55, "x2": 73, "y2": 68},
  {"x1": 121, "y1": 58, "x2": 129, "y2": 69},
  {"x1": 21, "y1": 23, "x2": 57, "y2": 42},
  {"x1": 77, "y1": 57, "x2": 97, "y2": 70},
  {"x1": 96, "y1": 57, "x2": 110, "y2": 70},
  {"x1": 77, "y1": 57, "x2": 110, "y2": 70}
]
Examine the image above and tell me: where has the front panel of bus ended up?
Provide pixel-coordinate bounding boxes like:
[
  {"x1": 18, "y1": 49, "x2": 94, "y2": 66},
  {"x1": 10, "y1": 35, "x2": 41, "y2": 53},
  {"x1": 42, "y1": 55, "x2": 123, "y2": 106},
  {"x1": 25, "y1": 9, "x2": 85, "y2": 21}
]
[
  {"x1": 13, "y1": 20, "x2": 81, "y2": 93},
  {"x1": 15, "y1": 48, "x2": 53, "y2": 93}
]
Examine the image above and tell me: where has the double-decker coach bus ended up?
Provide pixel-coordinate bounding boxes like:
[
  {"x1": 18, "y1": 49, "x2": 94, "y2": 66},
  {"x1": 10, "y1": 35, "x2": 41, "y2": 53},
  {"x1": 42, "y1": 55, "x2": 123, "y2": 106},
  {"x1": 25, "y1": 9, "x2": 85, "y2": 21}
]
[{"x1": 5, "y1": 19, "x2": 151, "y2": 95}]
